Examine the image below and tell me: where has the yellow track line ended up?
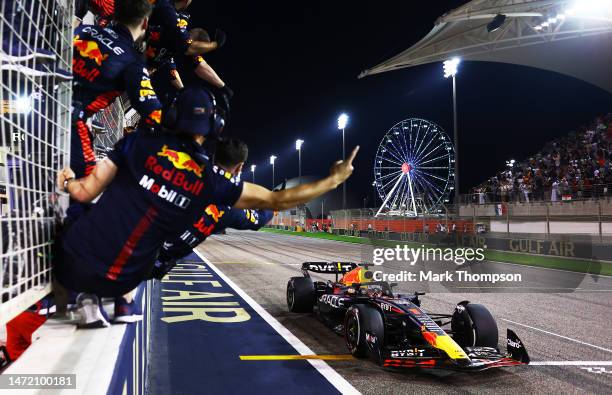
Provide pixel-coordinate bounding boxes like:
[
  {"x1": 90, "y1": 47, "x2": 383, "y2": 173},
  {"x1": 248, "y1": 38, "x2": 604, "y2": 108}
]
[{"x1": 240, "y1": 354, "x2": 355, "y2": 361}]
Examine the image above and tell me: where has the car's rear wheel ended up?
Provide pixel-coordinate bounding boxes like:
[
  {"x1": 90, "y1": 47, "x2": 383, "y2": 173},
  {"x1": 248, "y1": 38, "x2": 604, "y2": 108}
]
[
  {"x1": 451, "y1": 302, "x2": 498, "y2": 348},
  {"x1": 344, "y1": 305, "x2": 384, "y2": 360},
  {"x1": 287, "y1": 277, "x2": 315, "y2": 313}
]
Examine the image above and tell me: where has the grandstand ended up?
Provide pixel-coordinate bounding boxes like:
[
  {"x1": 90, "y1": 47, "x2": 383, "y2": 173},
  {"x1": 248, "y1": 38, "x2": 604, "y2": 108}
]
[{"x1": 471, "y1": 113, "x2": 612, "y2": 203}]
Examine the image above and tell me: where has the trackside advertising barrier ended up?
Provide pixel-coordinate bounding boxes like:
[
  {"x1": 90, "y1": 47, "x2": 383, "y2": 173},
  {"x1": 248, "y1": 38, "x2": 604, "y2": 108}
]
[{"x1": 106, "y1": 281, "x2": 153, "y2": 395}]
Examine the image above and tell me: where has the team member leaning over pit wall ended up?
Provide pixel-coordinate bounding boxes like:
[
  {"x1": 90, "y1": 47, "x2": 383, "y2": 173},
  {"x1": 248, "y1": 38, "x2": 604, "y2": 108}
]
[
  {"x1": 69, "y1": 0, "x2": 163, "y2": 221},
  {"x1": 55, "y1": 86, "x2": 359, "y2": 327},
  {"x1": 153, "y1": 138, "x2": 274, "y2": 279}
]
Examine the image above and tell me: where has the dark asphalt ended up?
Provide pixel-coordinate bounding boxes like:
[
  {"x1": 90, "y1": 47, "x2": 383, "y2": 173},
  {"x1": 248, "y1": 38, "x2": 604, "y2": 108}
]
[{"x1": 197, "y1": 230, "x2": 612, "y2": 394}]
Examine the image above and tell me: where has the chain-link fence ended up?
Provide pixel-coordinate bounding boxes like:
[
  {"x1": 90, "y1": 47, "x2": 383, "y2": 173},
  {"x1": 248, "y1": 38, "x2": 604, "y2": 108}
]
[{"x1": 1, "y1": 0, "x2": 74, "y2": 326}]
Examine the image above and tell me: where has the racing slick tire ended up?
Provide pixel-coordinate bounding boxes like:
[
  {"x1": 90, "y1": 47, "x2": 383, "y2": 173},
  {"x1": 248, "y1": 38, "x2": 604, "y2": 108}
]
[
  {"x1": 287, "y1": 277, "x2": 315, "y2": 313},
  {"x1": 344, "y1": 305, "x2": 384, "y2": 360},
  {"x1": 451, "y1": 302, "x2": 499, "y2": 349}
]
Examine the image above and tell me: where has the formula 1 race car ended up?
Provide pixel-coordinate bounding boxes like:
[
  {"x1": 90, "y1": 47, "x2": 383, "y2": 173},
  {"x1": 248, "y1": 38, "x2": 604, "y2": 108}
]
[{"x1": 286, "y1": 262, "x2": 530, "y2": 371}]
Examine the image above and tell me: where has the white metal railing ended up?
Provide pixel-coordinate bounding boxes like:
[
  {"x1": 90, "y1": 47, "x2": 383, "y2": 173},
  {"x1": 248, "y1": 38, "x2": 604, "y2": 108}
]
[{"x1": 0, "y1": 0, "x2": 73, "y2": 326}]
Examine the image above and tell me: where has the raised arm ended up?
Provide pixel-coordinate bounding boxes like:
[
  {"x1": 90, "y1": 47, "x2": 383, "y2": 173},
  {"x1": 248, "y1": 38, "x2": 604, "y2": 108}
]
[
  {"x1": 194, "y1": 57, "x2": 225, "y2": 88},
  {"x1": 234, "y1": 146, "x2": 359, "y2": 210},
  {"x1": 57, "y1": 158, "x2": 118, "y2": 203}
]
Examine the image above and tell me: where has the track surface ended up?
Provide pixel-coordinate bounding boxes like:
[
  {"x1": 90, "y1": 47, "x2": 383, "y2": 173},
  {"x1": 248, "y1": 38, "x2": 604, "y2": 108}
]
[{"x1": 198, "y1": 230, "x2": 612, "y2": 394}]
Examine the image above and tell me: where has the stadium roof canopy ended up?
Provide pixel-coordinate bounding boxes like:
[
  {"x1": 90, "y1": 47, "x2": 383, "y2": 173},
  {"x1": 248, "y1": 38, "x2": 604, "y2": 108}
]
[{"x1": 359, "y1": 0, "x2": 612, "y2": 93}]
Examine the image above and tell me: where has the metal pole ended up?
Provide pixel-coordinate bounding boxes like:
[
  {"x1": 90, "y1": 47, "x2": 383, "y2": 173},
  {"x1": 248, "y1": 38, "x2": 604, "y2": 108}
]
[
  {"x1": 452, "y1": 74, "x2": 459, "y2": 205},
  {"x1": 342, "y1": 127, "x2": 346, "y2": 209},
  {"x1": 298, "y1": 147, "x2": 301, "y2": 185},
  {"x1": 272, "y1": 163, "x2": 275, "y2": 189},
  {"x1": 252, "y1": 170, "x2": 255, "y2": 184}
]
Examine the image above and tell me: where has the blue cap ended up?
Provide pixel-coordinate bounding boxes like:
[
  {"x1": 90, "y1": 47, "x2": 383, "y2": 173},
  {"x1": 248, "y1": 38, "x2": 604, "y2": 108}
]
[{"x1": 175, "y1": 86, "x2": 215, "y2": 137}]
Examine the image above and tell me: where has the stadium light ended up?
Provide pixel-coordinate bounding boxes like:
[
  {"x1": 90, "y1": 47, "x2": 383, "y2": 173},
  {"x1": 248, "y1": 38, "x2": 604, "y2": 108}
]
[
  {"x1": 337, "y1": 113, "x2": 348, "y2": 130},
  {"x1": 337, "y1": 113, "x2": 349, "y2": 208},
  {"x1": 568, "y1": 0, "x2": 612, "y2": 16},
  {"x1": 270, "y1": 155, "x2": 277, "y2": 189},
  {"x1": 295, "y1": 139, "x2": 304, "y2": 185},
  {"x1": 443, "y1": 57, "x2": 460, "y2": 78},
  {"x1": 250, "y1": 164, "x2": 256, "y2": 183}
]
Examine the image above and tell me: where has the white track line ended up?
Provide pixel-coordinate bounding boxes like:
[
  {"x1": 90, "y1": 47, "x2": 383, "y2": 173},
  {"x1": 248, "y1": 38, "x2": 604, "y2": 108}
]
[
  {"x1": 501, "y1": 318, "x2": 612, "y2": 354},
  {"x1": 530, "y1": 361, "x2": 612, "y2": 366},
  {"x1": 486, "y1": 259, "x2": 612, "y2": 279},
  {"x1": 194, "y1": 250, "x2": 360, "y2": 395}
]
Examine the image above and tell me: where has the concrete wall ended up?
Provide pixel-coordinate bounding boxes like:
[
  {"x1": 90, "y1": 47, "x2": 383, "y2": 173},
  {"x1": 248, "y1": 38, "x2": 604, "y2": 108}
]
[{"x1": 490, "y1": 220, "x2": 612, "y2": 235}]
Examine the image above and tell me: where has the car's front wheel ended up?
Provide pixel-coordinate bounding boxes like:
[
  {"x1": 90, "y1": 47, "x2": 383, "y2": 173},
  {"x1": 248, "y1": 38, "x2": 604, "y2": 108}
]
[
  {"x1": 451, "y1": 301, "x2": 499, "y2": 349},
  {"x1": 344, "y1": 305, "x2": 384, "y2": 360}
]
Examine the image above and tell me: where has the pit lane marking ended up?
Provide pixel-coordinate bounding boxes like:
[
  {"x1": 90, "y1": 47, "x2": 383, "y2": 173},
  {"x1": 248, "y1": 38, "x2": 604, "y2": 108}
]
[
  {"x1": 194, "y1": 250, "x2": 360, "y2": 395},
  {"x1": 210, "y1": 261, "x2": 275, "y2": 265},
  {"x1": 240, "y1": 355, "x2": 355, "y2": 361},
  {"x1": 530, "y1": 361, "x2": 612, "y2": 366},
  {"x1": 501, "y1": 318, "x2": 612, "y2": 354}
]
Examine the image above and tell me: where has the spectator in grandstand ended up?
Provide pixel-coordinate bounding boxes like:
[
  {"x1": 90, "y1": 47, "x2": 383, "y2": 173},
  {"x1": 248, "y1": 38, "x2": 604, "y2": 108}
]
[
  {"x1": 69, "y1": 0, "x2": 163, "y2": 221},
  {"x1": 472, "y1": 114, "x2": 612, "y2": 203},
  {"x1": 153, "y1": 139, "x2": 274, "y2": 280},
  {"x1": 55, "y1": 86, "x2": 359, "y2": 327}
]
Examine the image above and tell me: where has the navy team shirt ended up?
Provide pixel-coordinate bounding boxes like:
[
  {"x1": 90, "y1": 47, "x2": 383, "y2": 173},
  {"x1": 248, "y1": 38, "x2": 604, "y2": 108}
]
[
  {"x1": 72, "y1": 24, "x2": 162, "y2": 125},
  {"x1": 159, "y1": 205, "x2": 274, "y2": 262},
  {"x1": 62, "y1": 130, "x2": 243, "y2": 288}
]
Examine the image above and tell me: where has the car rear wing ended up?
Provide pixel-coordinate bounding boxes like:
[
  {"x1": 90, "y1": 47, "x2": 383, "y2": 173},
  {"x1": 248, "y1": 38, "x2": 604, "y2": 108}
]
[{"x1": 301, "y1": 262, "x2": 359, "y2": 279}]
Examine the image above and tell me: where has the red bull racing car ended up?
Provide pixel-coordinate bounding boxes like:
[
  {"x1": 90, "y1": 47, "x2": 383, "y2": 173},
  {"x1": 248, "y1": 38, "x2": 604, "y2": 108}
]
[{"x1": 286, "y1": 262, "x2": 530, "y2": 371}]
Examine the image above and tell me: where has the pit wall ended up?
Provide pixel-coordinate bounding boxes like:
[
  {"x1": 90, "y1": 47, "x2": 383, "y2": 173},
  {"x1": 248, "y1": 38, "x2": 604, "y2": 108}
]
[{"x1": 106, "y1": 281, "x2": 152, "y2": 395}]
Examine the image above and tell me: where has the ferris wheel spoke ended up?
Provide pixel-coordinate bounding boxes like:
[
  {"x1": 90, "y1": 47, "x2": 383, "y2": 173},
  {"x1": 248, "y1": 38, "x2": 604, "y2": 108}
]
[
  {"x1": 390, "y1": 176, "x2": 407, "y2": 209},
  {"x1": 413, "y1": 173, "x2": 444, "y2": 201},
  {"x1": 379, "y1": 171, "x2": 404, "y2": 191},
  {"x1": 413, "y1": 133, "x2": 437, "y2": 163},
  {"x1": 399, "y1": 124, "x2": 410, "y2": 161},
  {"x1": 413, "y1": 170, "x2": 444, "y2": 196},
  {"x1": 415, "y1": 140, "x2": 447, "y2": 164},
  {"x1": 375, "y1": 173, "x2": 405, "y2": 216},
  {"x1": 412, "y1": 127, "x2": 428, "y2": 163},
  {"x1": 386, "y1": 137, "x2": 407, "y2": 162},
  {"x1": 377, "y1": 170, "x2": 403, "y2": 184},
  {"x1": 418, "y1": 152, "x2": 451, "y2": 166},
  {"x1": 418, "y1": 166, "x2": 449, "y2": 170},
  {"x1": 377, "y1": 155, "x2": 403, "y2": 166},
  {"x1": 414, "y1": 168, "x2": 448, "y2": 183},
  {"x1": 377, "y1": 166, "x2": 404, "y2": 170},
  {"x1": 381, "y1": 144, "x2": 405, "y2": 165},
  {"x1": 392, "y1": 132, "x2": 409, "y2": 161}
]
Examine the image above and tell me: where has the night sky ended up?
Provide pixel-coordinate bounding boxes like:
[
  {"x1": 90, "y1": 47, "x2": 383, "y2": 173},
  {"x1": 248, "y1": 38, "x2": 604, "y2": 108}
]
[{"x1": 190, "y1": 0, "x2": 612, "y2": 209}]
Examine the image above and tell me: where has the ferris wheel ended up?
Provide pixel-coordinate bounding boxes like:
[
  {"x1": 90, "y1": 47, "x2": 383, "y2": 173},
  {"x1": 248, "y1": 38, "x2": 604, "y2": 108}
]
[{"x1": 374, "y1": 118, "x2": 455, "y2": 217}]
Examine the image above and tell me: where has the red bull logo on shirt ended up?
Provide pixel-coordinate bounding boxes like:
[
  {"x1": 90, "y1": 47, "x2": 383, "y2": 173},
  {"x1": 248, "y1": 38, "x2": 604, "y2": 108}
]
[
  {"x1": 157, "y1": 145, "x2": 204, "y2": 177},
  {"x1": 205, "y1": 205, "x2": 225, "y2": 223},
  {"x1": 145, "y1": 155, "x2": 205, "y2": 195},
  {"x1": 74, "y1": 35, "x2": 109, "y2": 66}
]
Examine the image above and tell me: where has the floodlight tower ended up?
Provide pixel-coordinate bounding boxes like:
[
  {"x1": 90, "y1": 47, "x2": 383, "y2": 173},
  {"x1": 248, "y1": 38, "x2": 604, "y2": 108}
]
[
  {"x1": 337, "y1": 113, "x2": 349, "y2": 209},
  {"x1": 443, "y1": 57, "x2": 460, "y2": 204},
  {"x1": 250, "y1": 164, "x2": 256, "y2": 183},
  {"x1": 270, "y1": 155, "x2": 277, "y2": 189},
  {"x1": 295, "y1": 139, "x2": 304, "y2": 185}
]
